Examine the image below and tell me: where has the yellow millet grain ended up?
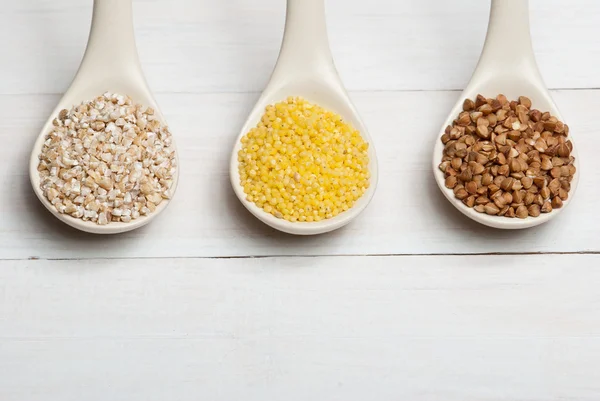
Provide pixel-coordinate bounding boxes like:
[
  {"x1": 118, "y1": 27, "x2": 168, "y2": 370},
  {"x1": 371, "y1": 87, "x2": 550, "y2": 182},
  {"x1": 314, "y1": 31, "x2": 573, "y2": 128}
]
[{"x1": 238, "y1": 97, "x2": 370, "y2": 222}]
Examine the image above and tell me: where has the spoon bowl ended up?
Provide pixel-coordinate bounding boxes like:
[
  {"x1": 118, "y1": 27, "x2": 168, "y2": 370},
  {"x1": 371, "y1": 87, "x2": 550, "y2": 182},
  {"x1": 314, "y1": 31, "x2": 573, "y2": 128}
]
[
  {"x1": 432, "y1": 0, "x2": 579, "y2": 229},
  {"x1": 29, "y1": 0, "x2": 179, "y2": 234},
  {"x1": 229, "y1": 0, "x2": 378, "y2": 235}
]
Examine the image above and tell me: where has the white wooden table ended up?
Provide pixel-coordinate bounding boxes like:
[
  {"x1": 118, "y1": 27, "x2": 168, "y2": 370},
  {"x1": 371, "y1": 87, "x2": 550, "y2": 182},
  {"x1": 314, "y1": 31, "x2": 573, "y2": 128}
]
[{"x1": 1, "y1": 1, "x2": 599, "y2": 400}]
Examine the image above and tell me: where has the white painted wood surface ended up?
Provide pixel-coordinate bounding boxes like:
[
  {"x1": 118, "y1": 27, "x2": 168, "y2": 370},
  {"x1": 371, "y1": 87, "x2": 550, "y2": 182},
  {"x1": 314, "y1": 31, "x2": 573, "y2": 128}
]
[
  {"x1": 1, "y1": 1, "x2": 599, "y2": 400},
  {"x1": 2, "y1": 255, "x2": 600, "y2": 401},
  {"x1": 1, "y1": 90, "x2": 598, "y2": 259}
]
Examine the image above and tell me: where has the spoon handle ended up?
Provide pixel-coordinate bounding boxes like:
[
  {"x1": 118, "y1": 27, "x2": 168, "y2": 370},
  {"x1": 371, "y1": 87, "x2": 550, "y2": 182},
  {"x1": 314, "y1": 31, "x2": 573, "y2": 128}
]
[
  {"x1": 76, "y1": 0, "x2": 142, "y2": 82},
  {"x1": 473, "y1": 0, "x2": 542, "y2": 82},
  {"x1": 271, "y1": 0, "x2": 338, "y2": 83}
]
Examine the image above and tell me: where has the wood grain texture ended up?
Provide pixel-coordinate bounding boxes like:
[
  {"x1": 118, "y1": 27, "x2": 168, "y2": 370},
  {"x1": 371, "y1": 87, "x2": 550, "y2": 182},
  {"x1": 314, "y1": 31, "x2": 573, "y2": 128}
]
[
  {"x1": 0, "y1": 90, "x2": 597, "y2": 259},
  {"x1": 1, "y1": 255, "x2": 600, "y2": 401},
  {"x1": 1, "y1": 0, "x2": 599, "y2": 399},
  {"x1": 0, "y1": 0, "x2": 598, "y2": 95}
]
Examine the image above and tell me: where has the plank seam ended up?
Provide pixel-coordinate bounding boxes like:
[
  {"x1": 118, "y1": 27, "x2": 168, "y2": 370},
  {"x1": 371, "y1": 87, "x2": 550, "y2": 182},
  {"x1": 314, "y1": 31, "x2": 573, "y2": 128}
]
[
  {"x1": 0, "y1": 87, "x2": 599, "y2": 97},
  {"x1": 4, "y1": 250, "x2": 598, "y2": 262}
]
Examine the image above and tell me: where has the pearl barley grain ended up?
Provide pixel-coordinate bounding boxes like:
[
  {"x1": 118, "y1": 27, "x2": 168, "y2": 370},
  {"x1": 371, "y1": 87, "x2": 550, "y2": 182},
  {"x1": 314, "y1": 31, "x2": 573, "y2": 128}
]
[
  {"x1": 238, "y1": 97, "x2": 370, "y2": 222},
  {"x1": 37, "y1": 92, "x2": 176, "y2": 225}
]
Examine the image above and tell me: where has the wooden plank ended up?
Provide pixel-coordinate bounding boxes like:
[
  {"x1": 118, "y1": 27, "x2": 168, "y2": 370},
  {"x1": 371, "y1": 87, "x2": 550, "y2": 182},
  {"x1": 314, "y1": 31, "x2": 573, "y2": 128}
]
[
  {"x1": 0, "y1": 90, "x2": 596, "y2": 259},
  {"x1": 1, "y1": 254, "x2": 599, "y2": 400},
  {"x1": 0, "y1": 0, "x2": 598, "y2": 95}
]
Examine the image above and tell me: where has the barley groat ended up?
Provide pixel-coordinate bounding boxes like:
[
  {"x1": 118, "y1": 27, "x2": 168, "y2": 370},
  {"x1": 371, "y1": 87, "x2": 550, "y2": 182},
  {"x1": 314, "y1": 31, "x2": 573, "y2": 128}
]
[{"x1": 37, "y1": 92, "x2": 176, "y2": 225}]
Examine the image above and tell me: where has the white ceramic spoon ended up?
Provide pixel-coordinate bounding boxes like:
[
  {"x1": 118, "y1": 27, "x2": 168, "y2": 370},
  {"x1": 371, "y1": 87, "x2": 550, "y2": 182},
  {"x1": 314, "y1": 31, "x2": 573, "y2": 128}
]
[
  {"x1": 29, "y1": 0, "x2": 179, "y2": 234},
  {"x1": 229, "y1": 0, "x2": 378, "y2": 235},
  {"x1": 432, "y1": 0, "x2": 579, "y2": 229}
]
